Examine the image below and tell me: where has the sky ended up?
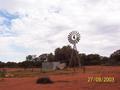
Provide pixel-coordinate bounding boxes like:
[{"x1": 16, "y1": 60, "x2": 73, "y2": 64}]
[{"x1": 0, "y1": 0, "x2": 120, "y2": 62}]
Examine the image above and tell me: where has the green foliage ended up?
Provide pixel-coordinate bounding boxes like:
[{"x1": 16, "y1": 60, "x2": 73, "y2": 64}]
[
  {"x1": 85, "y1": 54, "x2": 101, "y2": 65},
  {"x1": 55, "y1": 45, "x2": 73, "y2": 64},
  {"x1": 47, "y1": 53, "x2": 55, "y2": 62},
  {"x1": 26, "y1": 55, "x2": 33, "y2": 61},
  {"x1": 0, "y1": 61, "x2": 5, "y2": 68},
  {"x1": 5, "y1": 62, "x2": 18, "y2": 68},
  {"x1": 39, "y1": 54, "x2": 47, "y2": 62},
  {"x1": 110, "y1": 50, "x2": 120, "y2": 65}
]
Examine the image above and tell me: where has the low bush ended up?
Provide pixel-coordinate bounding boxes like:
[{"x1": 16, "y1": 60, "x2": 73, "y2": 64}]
[{"x1": 36, "y1": 77, "x2": 54, "y2": 84}]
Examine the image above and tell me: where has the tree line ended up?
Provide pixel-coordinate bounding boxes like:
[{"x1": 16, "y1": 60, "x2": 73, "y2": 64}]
[{"x1": 0, "y1": 45, "x2": 120, "y2": 68}]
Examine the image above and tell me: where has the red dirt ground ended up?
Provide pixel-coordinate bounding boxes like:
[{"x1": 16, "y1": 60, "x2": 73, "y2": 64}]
[{"x1": 0, "y1": 66, "x2": 120, "y2": 90}]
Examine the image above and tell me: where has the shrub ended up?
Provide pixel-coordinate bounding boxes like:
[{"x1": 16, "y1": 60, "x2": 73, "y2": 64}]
[{"x1": 36, "y1": 77, "x2": 53, "y2": 84}]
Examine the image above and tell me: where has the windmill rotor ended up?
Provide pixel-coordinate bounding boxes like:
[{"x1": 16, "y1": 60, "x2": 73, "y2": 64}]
[{"x1": 68, "y1": 31, "x2": 80, "y2": 45}]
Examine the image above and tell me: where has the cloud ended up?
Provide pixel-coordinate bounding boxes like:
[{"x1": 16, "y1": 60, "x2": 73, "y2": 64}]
[
  {"x1": 0, "y1": 9, "x2": 23, "y2": 38},
  {"x1": 0, "y1": 0, "x2": 120, "y2": 62},
  {"x1": 0, "y1": 10, "x2": 19, "y2": 29}
]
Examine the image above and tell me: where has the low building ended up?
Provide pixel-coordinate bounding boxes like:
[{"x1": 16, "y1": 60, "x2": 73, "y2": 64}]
[{"x1": 42, "y1": 62, "x2": 60, "y2": 71}]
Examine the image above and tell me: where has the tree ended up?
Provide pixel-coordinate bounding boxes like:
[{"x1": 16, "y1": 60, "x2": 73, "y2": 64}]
[
  {"x1": 100, "y1": 56, "x2": 109, "y2": 65},
  {"x1": 85, "y1": 54, "x2": 101, "y2": 65},
  {"x1": 0, "y1": 61, "x2": 5, "y2": 68},
  {"x1": 54, "y1": 46, "x2": 73, "y2": 64},
  {"x1": 33, "y1": 57, "x2": 42, "y2": 68},
  {"x1": 39, "y1": 54, "x2": 48, "y2": 62},
  {"x1": 79, "y1": 53, "x2": 87, "y2": 66},
  {"x1": 18, "y1": 61, "x2": 34, "y2": 69},
  {"x1": 54, "y1": 45, "x2": 79, "y2": 66},
  {"x1": 26, "y1": 55, "x2": 33, "y2": 61},
  {"x1": 47, "y1": 53, "x2": 55, "y2": 62},
  {"x1": 54, "y1": 48, "x2": 62, "y2": 61},
  {"x1": 110, "y1": 49, "x2": 120, "y2": 65},
  {"x1": 5, "y1": 62, "x2": 18, "y2": 68}
]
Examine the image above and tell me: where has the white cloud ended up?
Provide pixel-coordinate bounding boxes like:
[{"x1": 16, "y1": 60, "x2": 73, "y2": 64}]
[{"x1": 0, "y1": 0, "x2": 120, "y2": 62}]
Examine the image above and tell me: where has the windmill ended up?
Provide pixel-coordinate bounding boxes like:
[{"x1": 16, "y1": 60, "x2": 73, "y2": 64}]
[{"x1": 68, "y1": 31, "x2": 81, "y2": 71}]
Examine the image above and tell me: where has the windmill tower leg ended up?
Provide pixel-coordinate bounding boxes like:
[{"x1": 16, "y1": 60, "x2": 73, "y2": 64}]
[{"x1": 69, "y1": 44, "x2": 81, "y2": 72}]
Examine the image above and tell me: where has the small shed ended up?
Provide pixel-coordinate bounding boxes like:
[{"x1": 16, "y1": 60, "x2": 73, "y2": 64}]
[{"x1": 42, "y1": 62, "x2": 60, "y2": 71}]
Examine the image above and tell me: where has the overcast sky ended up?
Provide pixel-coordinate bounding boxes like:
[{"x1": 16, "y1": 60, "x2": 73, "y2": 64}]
[{"x1": 0, "y1": 0, "x2": 120, "y2": 62}]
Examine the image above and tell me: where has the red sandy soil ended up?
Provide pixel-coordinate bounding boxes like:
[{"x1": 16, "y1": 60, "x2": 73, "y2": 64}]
[{"x1": 0, "y1": 66, "x2": 120, "y2": 90}]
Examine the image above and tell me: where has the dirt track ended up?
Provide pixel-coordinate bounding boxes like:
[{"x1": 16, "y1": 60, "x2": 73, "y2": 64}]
[{"x1": 0, "y1": 66, "x2": 120, "y2": 90}]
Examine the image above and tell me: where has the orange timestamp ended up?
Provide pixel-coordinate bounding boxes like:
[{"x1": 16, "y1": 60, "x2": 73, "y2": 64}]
[{"x1": 88, "y1": 77, "x2": 115, "y2": 83}]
